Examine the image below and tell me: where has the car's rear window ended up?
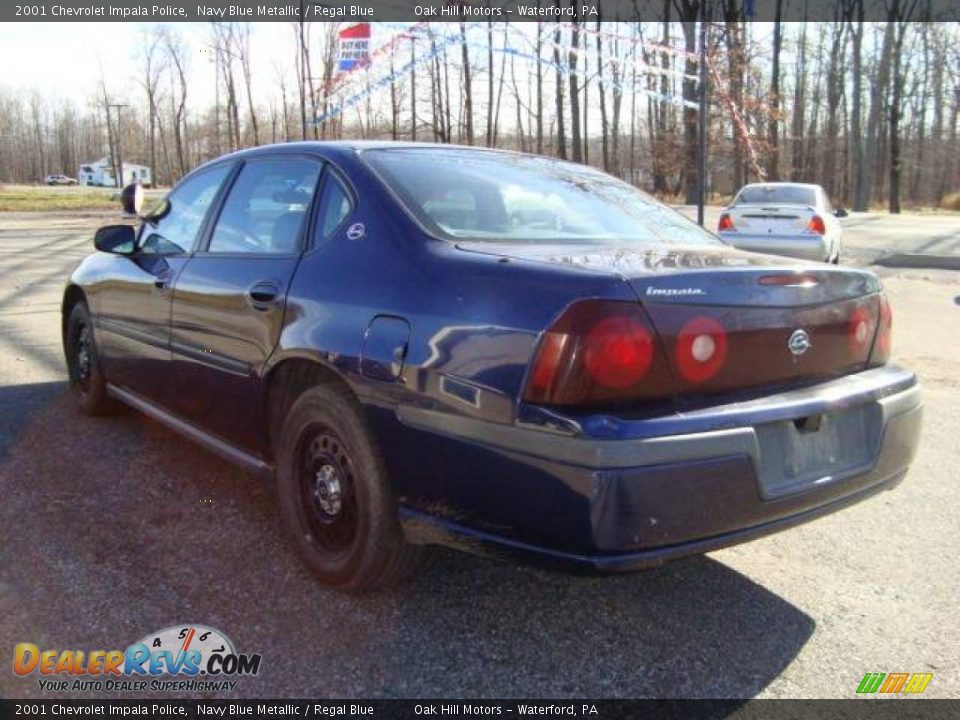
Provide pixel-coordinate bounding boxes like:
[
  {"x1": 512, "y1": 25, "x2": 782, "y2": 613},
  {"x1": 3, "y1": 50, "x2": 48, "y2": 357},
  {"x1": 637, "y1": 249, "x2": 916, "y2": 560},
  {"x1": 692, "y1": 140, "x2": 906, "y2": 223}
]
[
  {"x1": 735, "y1": 185, "x2": 816, "y2": 206},
  {"x1": 363, "y1": 148, "x2": 719, "y2": 247}
]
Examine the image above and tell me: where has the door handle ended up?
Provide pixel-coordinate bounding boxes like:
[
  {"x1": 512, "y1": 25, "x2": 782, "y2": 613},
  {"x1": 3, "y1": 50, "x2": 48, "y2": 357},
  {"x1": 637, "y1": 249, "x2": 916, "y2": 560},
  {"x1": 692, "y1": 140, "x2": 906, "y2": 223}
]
[
  {"x1": 247, "y1": 282, "x2": 280, "y2": 310},
  {"x1": 154, "y1": 274, "x2": 172, "y2": 290}
]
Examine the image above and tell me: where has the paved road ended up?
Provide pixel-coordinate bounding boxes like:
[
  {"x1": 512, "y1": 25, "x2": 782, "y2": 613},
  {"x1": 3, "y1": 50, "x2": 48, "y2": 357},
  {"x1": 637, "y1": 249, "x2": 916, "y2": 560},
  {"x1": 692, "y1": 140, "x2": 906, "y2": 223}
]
[{"x1": 0, "y1": 211, "x2": 958, "y2": 699}]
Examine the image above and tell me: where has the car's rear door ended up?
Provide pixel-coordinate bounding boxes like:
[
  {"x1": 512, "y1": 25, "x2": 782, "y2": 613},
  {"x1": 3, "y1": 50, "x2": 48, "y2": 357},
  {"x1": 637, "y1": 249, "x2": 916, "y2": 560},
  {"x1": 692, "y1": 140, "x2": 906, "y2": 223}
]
[
  {"x1": 167, "y1": 155, "x2": 324, "y2": 452},
  {"x1": 96, "y1": 163, "x2": 233, "y2": 400}
]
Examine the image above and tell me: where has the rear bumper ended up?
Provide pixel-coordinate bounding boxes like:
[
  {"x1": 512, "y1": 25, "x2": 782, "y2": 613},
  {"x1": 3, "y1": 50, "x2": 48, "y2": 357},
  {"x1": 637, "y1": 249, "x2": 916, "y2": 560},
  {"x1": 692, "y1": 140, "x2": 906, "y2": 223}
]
[
  {"x1": 397, "y1": 365, "x2": 922, "y2": 572},
  {"x1": 718, "y1": 231, "x2": 831, "y2": 261}
]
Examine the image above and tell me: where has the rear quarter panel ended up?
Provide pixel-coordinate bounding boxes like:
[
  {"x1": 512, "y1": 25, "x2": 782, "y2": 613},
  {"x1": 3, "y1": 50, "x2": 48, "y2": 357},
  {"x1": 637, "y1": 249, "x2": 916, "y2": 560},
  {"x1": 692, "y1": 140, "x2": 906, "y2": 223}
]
[{"x1": 271, "y1": 153, "x2": 633, "y2": 540}]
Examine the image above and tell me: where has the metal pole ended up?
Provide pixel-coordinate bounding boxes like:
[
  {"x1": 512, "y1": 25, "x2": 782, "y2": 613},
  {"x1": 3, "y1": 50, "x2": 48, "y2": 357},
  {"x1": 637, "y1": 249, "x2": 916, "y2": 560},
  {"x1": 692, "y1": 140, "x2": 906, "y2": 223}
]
[
  {"x1": 299, "y1": 0, "x2": 307, "y2": 140},
  {"x1": 410, "y1": 35, "x2": 417, "y2": 141},
  {"x1": 107, "y1": 103, "x2": 129, "y2": 188},
  {"x1": 211, "y1": 50, "x2": 221, "y2": 155},
  {"x1": 697, "y1": 2, "x2": 708, "y2": 227},
  {"x1": 115, "y1": 107, "x2": 123, "y2": 188}
]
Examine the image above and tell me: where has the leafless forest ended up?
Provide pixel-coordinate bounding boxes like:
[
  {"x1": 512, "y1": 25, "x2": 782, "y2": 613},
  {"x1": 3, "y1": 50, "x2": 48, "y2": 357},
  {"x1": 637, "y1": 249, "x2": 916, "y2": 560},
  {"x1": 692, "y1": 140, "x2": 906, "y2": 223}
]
[{"x1": 1, "y1": 7, "x2": 958, "y2": 211}]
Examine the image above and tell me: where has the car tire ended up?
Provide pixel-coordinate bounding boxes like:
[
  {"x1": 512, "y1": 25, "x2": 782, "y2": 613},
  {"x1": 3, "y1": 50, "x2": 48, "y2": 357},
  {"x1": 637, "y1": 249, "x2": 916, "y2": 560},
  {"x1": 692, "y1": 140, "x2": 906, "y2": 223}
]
[
  {"x1": 65, "y1": 302, "x2": 116, "y2": 415},
  {"x1": 276, "y1": 383, "x2": 424, "y2": 592}
]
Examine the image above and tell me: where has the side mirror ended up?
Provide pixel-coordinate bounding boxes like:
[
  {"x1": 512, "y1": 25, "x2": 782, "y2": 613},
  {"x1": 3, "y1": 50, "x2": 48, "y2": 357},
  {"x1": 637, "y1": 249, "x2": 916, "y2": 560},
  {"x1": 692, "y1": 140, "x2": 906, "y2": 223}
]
[
  {"x1": 120, "y1": 182, "x2": 144, "y2": 216},
  {"x1": 94, "y1": 224, "x2": 137, "y2": 255},
  {"x1": 833, "y1": 207, "x2": 848, "y2": 218}
]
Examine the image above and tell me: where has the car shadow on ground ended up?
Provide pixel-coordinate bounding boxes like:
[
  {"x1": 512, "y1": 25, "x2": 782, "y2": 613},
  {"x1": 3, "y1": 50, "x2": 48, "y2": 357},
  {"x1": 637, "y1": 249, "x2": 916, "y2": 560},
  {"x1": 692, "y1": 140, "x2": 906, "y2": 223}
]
[{"x1": 0, "y1": 382, "x2": 814, "y2": 699}]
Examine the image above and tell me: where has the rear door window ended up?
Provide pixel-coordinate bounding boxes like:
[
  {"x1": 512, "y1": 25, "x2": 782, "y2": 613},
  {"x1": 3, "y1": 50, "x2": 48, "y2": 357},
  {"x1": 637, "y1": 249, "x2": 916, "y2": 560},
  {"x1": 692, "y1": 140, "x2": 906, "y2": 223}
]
[
  {"x1": 364, "y1": 148, "x2": 719, "y2": 247},
  {"x1": 207, "y1": 157, "x2": 322, "y2": 254}
]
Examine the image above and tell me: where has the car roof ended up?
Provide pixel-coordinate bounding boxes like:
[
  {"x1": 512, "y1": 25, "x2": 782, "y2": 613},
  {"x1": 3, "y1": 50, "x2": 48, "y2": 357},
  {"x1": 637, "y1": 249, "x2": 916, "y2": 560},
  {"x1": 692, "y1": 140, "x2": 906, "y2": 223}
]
[
  {"x1": 213, "y1": 140, "x2": 520, "y2": 162},
  {"x1": 186, "y1": 141, "x2": 537, "y2": 182},
  {"x1": 739, "y1": 182, "x2": 823, "y2": 190}
]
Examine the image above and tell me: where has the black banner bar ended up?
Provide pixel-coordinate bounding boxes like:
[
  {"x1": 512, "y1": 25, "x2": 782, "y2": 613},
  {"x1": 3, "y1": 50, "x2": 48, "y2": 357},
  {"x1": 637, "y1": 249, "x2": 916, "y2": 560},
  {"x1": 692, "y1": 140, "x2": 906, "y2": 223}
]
[
  {"x1": 1, "y1": 700, "x2": 959, "y2": 720},
  {"x1": 2, "y1": 0, "x2": 958, "y2": 23}
]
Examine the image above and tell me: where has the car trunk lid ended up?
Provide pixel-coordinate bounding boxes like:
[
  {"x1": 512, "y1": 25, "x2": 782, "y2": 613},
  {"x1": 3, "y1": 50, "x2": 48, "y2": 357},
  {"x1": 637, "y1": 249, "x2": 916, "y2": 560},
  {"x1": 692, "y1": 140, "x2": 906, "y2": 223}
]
[
  {"x1": 459, "y1": 242, "x2": 884, "y2": 400},
  {"x1": 725, "y1": 203, "x2": 817, "y2": 235}
]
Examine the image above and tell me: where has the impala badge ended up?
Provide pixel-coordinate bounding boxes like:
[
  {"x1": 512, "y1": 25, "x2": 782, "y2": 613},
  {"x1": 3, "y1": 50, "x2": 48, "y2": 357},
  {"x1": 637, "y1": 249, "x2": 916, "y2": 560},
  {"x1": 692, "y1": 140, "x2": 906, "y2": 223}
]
[
  {"x1": 346, "y1": 223, "x2": 366, "y2": 240},
  {"x1": 788, "y1": 328, "x2": 812, "y2": 356}
]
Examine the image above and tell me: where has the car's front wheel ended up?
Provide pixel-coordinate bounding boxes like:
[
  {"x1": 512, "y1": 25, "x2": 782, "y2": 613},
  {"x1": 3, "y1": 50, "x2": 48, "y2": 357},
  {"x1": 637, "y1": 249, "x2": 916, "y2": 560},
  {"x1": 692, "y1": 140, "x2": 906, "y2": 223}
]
[
  {"x1": 275, "y1": 383, "x2": 423, "y2": 592},
  {"x1": 65, "y1": 302, "x2": 115, "y2": 415}
]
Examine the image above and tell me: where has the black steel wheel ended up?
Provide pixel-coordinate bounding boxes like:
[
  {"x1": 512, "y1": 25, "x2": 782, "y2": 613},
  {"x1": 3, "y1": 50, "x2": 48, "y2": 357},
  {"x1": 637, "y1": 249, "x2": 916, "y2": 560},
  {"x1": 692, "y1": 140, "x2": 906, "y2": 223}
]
[
  {"x1": 64, "y1": 301, "x2": 115, "y2": 415},
  {"x1": 298, "y1": 425, "x2": 359, "y2": 555},
  {"x1": 276, "y1": 382, "x2": 424, "y2": 592}
]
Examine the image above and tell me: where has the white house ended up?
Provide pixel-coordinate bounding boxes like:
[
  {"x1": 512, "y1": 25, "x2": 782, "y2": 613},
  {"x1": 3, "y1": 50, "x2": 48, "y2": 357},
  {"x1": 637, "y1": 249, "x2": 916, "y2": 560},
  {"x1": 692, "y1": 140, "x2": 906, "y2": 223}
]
[{"x1": 78, "y1": 158, "x2": 152, "y2": 188}]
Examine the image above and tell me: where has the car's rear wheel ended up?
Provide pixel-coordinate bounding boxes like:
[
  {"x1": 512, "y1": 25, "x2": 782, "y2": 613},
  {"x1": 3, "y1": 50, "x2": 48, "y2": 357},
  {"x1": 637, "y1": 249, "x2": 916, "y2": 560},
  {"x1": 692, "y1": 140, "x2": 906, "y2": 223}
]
[
  {"x1": 65, "y1": 302, "x2": 115, "y2": 415},
  {"x1": 275, "y1": 383, "x2": 423, "y2": 592}
]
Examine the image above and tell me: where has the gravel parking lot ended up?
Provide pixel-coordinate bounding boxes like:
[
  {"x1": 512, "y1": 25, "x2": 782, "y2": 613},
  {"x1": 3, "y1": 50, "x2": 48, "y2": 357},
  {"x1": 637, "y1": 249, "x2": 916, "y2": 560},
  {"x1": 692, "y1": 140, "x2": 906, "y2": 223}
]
[{"x1": 0, "y1": 210, "x2": 958, "y2": 699}]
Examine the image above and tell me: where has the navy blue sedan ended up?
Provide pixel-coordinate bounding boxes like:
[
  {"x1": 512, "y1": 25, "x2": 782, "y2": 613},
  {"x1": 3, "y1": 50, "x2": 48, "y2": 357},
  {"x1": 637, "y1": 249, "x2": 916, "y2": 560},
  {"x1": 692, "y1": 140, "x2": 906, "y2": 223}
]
[{"x1": 62, "y1": 142, "x2": 922, "y2": 591}]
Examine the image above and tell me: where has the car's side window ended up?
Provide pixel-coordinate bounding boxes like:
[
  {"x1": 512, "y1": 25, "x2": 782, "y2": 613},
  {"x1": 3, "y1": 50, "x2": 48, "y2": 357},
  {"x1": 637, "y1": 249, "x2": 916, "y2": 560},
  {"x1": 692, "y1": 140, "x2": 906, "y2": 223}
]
[
  {"x1": 207, "y1": 158, "x2": 322, "y2": 255},
  {"x1": 315, "y1": 173, "x2": 353, "y2": 244},
  {"x1": 140, "y1": 165, "x2": 231, "y2": 255}
]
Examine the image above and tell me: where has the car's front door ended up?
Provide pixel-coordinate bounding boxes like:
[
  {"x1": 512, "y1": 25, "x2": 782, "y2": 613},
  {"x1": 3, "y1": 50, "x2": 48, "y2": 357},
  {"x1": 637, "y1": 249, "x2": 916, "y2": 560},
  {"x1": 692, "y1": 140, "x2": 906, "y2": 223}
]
[
  {"x1": 168, "y1": 155, "x2": 324, "y2": 452},
  {"x1": 96, "y1": 163, "x2": 233, "y2": 400}
]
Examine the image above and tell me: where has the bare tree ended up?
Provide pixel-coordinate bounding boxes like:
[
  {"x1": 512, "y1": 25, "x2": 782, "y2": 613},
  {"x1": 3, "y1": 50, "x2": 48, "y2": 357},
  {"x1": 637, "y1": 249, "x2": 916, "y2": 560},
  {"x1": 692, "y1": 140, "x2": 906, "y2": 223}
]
[
  {"x1": 596, "y1": 14, "x2": 610, "y2": 171},
  {"x1": 535, "y1": 19, "x2": 544, "y2": 154},
  {"x1": 723, "y1": 0, "x2": 745, "y2": 190},
  {"x1": 460, "y1": 22, "x2": 474, "y2": 145},
  {"x1": 791, "y1": 23, "x2": 809, "y2": 181},
  {"x1": 677, "y1": 0, "x2": 700, "y2": 203},
  {"x1": 162, "y1": 28, "x2": 188, "y2": 178},
  {"x1": 568, "y1": 14, "x2": 582, "y2": 164},
  {"x1": 137, "y1": 29, "x2": 165, "y2": 184},
  {"x1": 847, "y1": 0, "x2": 865, "y2": 209},
  {"x1": 860, "y1": 21, "x2": 894, "y2": 210},
  {"x1": 554, "y1": 20, "x2": 566, "y2": 159},
  {"x1": 236, "y1": 24, "x2": 260, "y2": 146},
  {"x1": 767, "y1": 0, "x2": 783, "y2": 180},
  {"x1": 888, "y1": 0, "x2": 919, "y2": 214},
  {"x1": 822, "y1": 17, "x2": 846, "y2": 200}
]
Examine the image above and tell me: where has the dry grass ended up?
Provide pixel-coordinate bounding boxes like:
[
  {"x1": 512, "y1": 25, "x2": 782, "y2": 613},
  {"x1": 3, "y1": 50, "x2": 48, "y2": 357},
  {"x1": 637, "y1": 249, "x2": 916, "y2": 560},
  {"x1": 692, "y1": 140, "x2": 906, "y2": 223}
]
[
  {"x1": 0, "y1": 185, "x2": 121, "y2": 212},
  {"x1": 940, "y1": 192, "x2": 960, "y2": 212}
]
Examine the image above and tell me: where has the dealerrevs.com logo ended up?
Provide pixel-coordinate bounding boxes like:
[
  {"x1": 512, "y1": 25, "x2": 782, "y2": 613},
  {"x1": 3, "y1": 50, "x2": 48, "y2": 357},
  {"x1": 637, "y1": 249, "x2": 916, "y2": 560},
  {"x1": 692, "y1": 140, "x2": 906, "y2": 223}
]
[
  {"x1": 856, "y1": 672, "x2": 934, "y2": 695},
  {"x1": 13, "y1": 624, "x2": 262, "y2": 692}
]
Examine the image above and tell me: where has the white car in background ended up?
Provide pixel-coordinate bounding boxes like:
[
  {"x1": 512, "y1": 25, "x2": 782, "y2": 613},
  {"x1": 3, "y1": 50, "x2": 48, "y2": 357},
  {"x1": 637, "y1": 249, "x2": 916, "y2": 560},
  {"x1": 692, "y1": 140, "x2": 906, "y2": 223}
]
[
  {"x1": 717, "y1": 182, "x2": 846, "y2": 264},
  {"x1": 44, "y1": 173, "x2": 77, "y2": 186}
]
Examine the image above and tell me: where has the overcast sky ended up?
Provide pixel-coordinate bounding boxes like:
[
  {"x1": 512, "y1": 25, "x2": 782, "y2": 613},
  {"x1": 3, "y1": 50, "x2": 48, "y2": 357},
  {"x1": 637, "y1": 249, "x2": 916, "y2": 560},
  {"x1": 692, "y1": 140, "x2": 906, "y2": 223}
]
[{"x1": 0, "y1": 22, "x2": 298, "y2": 107}]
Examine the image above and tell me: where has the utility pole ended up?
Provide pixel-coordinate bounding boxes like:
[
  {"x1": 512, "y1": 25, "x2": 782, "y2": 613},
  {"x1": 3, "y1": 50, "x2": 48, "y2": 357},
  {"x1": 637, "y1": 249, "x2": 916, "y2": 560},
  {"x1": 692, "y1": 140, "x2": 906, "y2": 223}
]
[
  {"x1": 211, "y1": 47, "x2": 221, "y2": 155},
  {"x1": 105, "y1": 103, "x2": 129, "y2": 188},
  {"x1": 696, "y1": 2, "x2": 708, "y2": 227},
  {"x1": 410, "y1": 34, "x2": 417, "y2": 140},
  {"x1": 298, "y1": 0, "x2": 308, "y2": 140}
]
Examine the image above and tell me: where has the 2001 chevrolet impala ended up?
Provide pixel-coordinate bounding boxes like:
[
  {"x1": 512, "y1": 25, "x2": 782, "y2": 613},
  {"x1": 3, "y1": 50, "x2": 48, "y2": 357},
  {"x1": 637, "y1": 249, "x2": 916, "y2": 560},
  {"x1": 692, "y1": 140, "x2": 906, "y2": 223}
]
[{"x1": 62, "y1": 143, "x2": 922, "y2": 591}]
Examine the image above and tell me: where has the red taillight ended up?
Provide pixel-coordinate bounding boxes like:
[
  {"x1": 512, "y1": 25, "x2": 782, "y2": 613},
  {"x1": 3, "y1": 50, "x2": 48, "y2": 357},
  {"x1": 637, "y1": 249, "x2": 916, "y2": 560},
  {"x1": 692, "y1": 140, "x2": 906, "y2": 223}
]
[
  {"x1": 847, "y1": 304, "x2": 874, "y2": 358},
  {"x1": 718, "y1": 213, "x2": 735, "y2": 232},
  {"x1": 523, "y1": 301, "x2": 668, "y2": 406},
  {"x1": 806, "y1": 215, "x2": 826, "y2": 234},
  {"x1": 675, "y1": 316, "x2": 728, "y2": 383},
  {"x1": 872, "y1": 294, "x2": 893, "y2": 364},
  {"x1": 582, "y1": 316, "x2": 654, "y2": 388}
]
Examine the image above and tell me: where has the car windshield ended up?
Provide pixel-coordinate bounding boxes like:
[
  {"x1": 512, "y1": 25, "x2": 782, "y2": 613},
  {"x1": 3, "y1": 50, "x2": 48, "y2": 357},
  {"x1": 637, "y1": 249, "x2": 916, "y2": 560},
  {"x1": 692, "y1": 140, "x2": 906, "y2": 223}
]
[
  {"x1": 735, "y1": 185, "x2": 816, "y2": 206},
  {"x1": 364, "y1": 148, "x2": 720, "y2": 247}
]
